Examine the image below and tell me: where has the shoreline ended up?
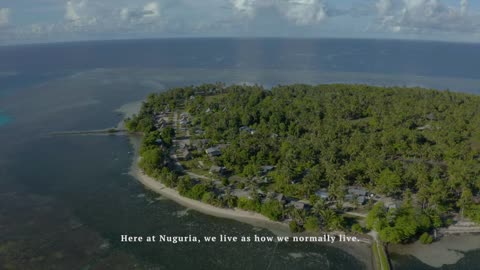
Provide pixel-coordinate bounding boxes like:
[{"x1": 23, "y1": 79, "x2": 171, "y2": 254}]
[
  {"x1": 128, "y1": 134, "x2": 290, "y2": 234},
  {"x1": 127, "y1": 134, "x2": 373, "y2": 269},
  {"x1": 390, "y1": 233, "x2": 480, "y2": 267},
  {"x1": 119, "y1": 101, "x2": 290, "y2": 233},
  {"x1": 117, "y1": 101, "x2": 373, "y2": 269}
]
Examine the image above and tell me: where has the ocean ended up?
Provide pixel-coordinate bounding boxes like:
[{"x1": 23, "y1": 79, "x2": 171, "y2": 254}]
[
  {"x1": 0, "y1": 38, "x2": 479, "y2": 269},
  {"x1": 0, "y1": 112, "x2": 11, "y2": 127}
]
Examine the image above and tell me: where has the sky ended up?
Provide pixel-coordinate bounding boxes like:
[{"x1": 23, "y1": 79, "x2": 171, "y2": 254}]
[{"x1": 0, "y1": 0, "x2": 480, "y2": 45}]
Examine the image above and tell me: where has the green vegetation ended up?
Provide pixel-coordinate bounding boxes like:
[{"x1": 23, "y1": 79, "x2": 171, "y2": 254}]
[
  {"x1": 351, "y1": 223, "x2": 365, "y2": 234},
  {"x1": 237, "y1": 197, "x2": 261, "y2": 212},
  {"x1": 372, "y1": 242, "x2": 391, "y2": 270},
  {"x1": 366, "y1": 197, "x2": 433, "y2": 244},
  {"x1": 466, "y1": 205, "x2": 480, "y2": 223},
  {"x1": 304, "y1": 217, "x2": 321, "y2": 232},
  {"x1": 260, "y1": 200, "x2": 284, "y2": 221},
  {"x1": 419, "y1": 232, "x2": 433, "y2": 244},
  {"x1": 126, "y1": 83, "x2": 480, "y2": 242},
  {"x1": 289, "y1": 220, "x2": 304, "y2": 233}
]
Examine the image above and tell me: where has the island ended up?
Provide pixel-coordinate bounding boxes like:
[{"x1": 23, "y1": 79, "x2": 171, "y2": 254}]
[{"x1": 124, "y1": 83, "x2": 480, "y2": 269}]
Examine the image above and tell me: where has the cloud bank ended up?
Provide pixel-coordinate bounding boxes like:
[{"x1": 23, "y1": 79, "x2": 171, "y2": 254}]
[
  {"x1": 0, "y1": 8, "x2": 10, "y2": 27},
  {"x1": 375, "y1": 0, "x2": 480, "y2": 34},
  {"x1": 231, "y1": 0, "x2": 329, "y2": 25},
  {"x1": 2, "y1": 0, "x2": 480, "y2": 44}
]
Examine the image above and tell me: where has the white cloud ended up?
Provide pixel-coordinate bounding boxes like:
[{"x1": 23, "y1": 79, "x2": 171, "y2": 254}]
[
  {"x1": 376, "y1": 0, "x2": 480, "y2": 34},
  {"x1": 65, "y1": 1, "x2": 82, "y2": 22},
  {"x1": 143, "y1": 2, "x2": 160, "y2": 18},
  {"x1": 460, "y1": 0, "x2": 468, "y2": 15},
  {"x1": 120, "y1": 8, "x2": 130, "y2": 20},
  {"x1": 119, "y1": 2, "x2": 161, "y2": 22},
  {"x1": 230, "y1": 0, "x2": 328, "y2": 25},
  {"x1": 65, "y1": 0, "x2": 97, "y2": 27},
  {"x1": 0, "y1": 8, "x2": 11, "y2": 27},
  {"x1": 376, "y1": 0, "x2": 392, "y2": 16},
  {"x1": 4, "y1": 0, "x2": 480, "y2": 44},
  {"x1": 231, "y1": 0, "x2": 258, "y2": 18},
  {"x1": 281, "y1": 0, "x2": 328, "y2": 25}
]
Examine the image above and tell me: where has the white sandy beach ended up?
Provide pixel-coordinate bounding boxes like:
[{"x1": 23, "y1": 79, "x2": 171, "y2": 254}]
[
  {"x1": 118, "y1": 101, "x2": 287, "y2": 233},
  {"x1": 128, "y1": 134, "x2": 292, "y2": 234}
]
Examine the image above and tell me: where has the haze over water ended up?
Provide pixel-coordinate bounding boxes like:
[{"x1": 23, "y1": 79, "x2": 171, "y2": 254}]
[{"x1": 1, "y1": 38, "x2": 479, "y2": 269}]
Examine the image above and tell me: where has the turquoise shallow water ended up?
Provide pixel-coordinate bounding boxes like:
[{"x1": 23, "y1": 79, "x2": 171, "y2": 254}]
[{"x1": 0, "y1": 112, "x2": 11, "y2": 127}]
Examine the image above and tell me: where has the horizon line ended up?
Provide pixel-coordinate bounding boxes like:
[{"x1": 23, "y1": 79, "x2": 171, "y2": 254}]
[{"x1": 2, "y1": 36, "x2": 480, "y2": 48}]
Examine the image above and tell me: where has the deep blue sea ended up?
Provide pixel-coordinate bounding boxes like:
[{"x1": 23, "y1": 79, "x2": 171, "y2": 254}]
[
  {"x1": 2, "y1": 38, "x2": 480, "y2": 80},
  {"x1": 0, "y1": 38, "x2": 479, "y2": 270}
]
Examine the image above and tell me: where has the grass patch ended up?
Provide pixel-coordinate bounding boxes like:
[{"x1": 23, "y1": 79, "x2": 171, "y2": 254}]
[
  {"x1": 372, "y1": 242, "x2": 390, "y2": 270},
  {"x1": 372, "y1": 242, "x2": 382, "y2": 270}
]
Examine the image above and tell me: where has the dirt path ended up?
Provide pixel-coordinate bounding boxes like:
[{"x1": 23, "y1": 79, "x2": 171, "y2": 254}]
[
  {"x1": 368, "y1": 231, "x2": 390, "y2": 270},
  {"x1": 345, "y1": 212, "x2": 367, "y2": 218}
]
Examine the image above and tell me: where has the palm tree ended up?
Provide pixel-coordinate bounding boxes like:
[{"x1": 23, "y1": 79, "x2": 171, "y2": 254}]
[
  {"x1": 311, "y1": 199, "x2": 327, "y2": 216},
  {"x1": 319, "y1": 209, "x2": 336, "y2": 229}
]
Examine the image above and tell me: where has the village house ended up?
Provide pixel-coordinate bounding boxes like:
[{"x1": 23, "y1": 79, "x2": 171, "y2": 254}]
[
  {"x1": 274, "y1": 193, "x2": 287, "y2": 205},
  {"x1": 292, "y1": 201, "x2": 306, "y2": 210},
  {"x1": 191, "y1": 139, "x2": 209, "y2": 150},
  {"x1": 356, "y1": 196, "x2": 367, "y2": 205},
  {"x1": 180, "y1": 119, "x2": 189, "y2": 126},
  {"x1": 385, "y1": 201, "x2": 400, "y2": 210},
  {"x1": 205, "y1": 147, "x2": 221, "y2": 157},
  {"x1": 209, "y1": 165, "x2": 226, "y2": 175},
  {"x1": 346, "y1": 187, "x2": 369, "y2": 205},
  {"x1": 254, "y1": 176, "x2": 272, "y2": 185},
  {"x1": 154, "y1": 112, "x2": 167, "y2": 120},
  {"x1": 348, "y1": 187, "x2": 368, "y2": 197},
  {"x1": 178, "y1": 149, "x2": 192, "y2": 161},
  {"x1": 194, "y1": 129, "x2": 205, "y2": 136},
  {"x1": 239, "y1": 126, "x2": 256, "y2": 135},
  {"x1": 154, "y1": 117, "x2": 167, "y2": 129},
  {"x1": 260, "y1": 165, "x2": 275, "y2": 175},
  {"x1": 178, "y1": 113, "x2": 190, "y2": 127},
  {"x1": 315, "y1": 190, "x2": 330, "y2": 200},
  {"x1": 287, "y1": 200, "x2": 311, "y2": 211},
  {"x1": 256, "y1": 189, "x2": 266, "y2": 197}
]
